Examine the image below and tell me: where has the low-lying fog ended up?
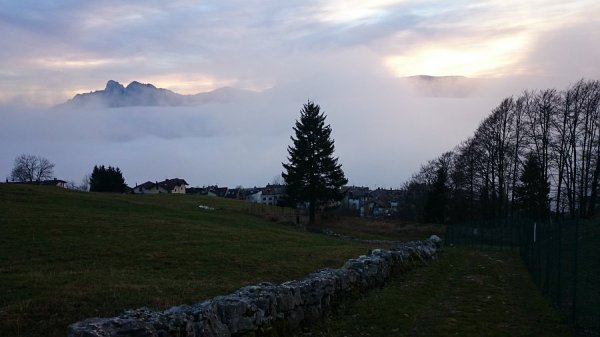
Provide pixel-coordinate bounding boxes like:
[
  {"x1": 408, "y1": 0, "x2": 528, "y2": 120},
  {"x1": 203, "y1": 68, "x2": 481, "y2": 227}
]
[{"x1": 0, "y1": 76, "x2": 576, "y2": 188}]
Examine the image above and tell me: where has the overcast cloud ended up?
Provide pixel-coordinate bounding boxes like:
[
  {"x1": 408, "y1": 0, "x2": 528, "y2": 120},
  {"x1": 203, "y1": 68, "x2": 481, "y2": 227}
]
[{"x1": 1, "y1": 0, "x2": 599, "y2": 187}]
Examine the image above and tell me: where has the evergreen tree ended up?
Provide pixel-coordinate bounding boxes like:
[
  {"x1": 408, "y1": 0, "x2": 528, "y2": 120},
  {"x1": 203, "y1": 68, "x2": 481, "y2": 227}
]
[
  {"x1": 515, "y1": 153, "x2": 550, "y2": 220},
  {"x1": 282, "y1": 101, "x2": 348, "y2": 225},
  {"x1": 426, "y1": 165, "x2": 448, "y2": 223},
  {"x1": 89, "y1": 165, "x2": 127, "y2": 193}
]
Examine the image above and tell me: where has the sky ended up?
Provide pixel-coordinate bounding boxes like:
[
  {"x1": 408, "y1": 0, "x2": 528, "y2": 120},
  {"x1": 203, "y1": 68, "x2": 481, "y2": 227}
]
[{"x1": 1, "y1": 0, "x2": 600, "y2": 188}]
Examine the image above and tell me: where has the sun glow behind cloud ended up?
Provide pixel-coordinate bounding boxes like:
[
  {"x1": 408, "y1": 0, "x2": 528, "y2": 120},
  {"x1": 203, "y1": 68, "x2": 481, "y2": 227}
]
[
  {"x1": 385, "y1": 34, "x2": 531, "y2": 77},
  {"x1": 1, "y1": 0, "x2": 596, "y2": 105}
]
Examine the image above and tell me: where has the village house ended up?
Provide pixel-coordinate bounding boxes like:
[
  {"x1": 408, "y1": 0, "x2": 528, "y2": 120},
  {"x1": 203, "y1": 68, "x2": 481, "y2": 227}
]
[
  {"x1": 362, "y1": 199, "x2": 392, "y2": 217},
  {"x1": 40, "y1": 178, "x2": 68, "y2": 188},
  {"x1": 162, "y1": 178, "x2": 188, "y2": 194},
  {"x1": 243, "y1": 188, "x2": 262, "y2": 203},
  {"x1": 260, "y1": 184, "x2": 285, "y2": 206},
  {"x1": 133, "y1": 178, "x2": 188, "y2": 194},
  {"x1": 340, "y1": 186, "x2": 403, "y2": 218},
  {"x1": 6, "y1": 178, "x2": 68, "y2": 188},
  {"x1": 185, "y1": 185, "x2": 226, "y2": 197},
  {"x1": 342, "y1": 186, "x2": 370, "y2": 211},
  {"x1": 134, "y1": 181, "x2": 161, "y2": 194},
  {"x1": 185, "y1": 187, "x2": 204, "y2": 195},
  {"x1": 225, "y1": 188, "x2": 240, "y2": 199},
  {"x1": 214, "y1": 186, "x2": 228, "y2": 198}
]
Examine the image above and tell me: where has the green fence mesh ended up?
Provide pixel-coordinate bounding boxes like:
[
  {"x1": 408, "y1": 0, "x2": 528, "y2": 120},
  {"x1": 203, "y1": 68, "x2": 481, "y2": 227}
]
[{"x1": 447, "y1": 218, "x2": 599, "y2": 336}]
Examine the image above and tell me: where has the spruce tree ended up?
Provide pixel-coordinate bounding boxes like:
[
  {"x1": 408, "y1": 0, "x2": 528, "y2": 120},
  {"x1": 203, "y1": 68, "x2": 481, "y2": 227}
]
[
  {"x1": 89, "y1": 165, "x2": 127, "y2": 193},
  {"x1": 282, "y1": 101, "x2": 348, "y2": 225},
  {"x1": 426, "y1": 165, "x2": 448, "y2": 224},
  {"x1": 515, "y1": 153, "x2": 550, "y2": 221}
]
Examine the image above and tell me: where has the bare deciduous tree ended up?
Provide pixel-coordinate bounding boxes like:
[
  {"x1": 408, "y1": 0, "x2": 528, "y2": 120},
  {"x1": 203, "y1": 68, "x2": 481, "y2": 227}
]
[
  {"x1": 79, "y1": 173, "x2": 91, "y2": 191},
  {"x1": 10, "y1": 154, "x2": 55, "y2": 183},
  {"x1": 401, "y1": 79, "x2": 600, "y2": 222},
  {"x1": 35, "y1": 157, "x2": 55, "y2": 182}
]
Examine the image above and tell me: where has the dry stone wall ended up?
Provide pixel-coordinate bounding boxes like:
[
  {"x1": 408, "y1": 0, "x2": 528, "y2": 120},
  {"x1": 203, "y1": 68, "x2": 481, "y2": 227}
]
[{"x1": 68, "y1": 235, "x2": 442, "y2": 337}]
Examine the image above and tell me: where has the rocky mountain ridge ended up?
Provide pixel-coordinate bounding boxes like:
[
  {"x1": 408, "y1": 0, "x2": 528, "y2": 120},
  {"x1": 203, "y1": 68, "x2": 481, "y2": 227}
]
[{"x1": 61, "y1": 80, "x2": 256, "y2": 108}]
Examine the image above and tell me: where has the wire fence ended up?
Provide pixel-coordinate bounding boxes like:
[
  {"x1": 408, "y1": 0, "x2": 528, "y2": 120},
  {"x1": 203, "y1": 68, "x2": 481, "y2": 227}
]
[{"x1": 446, "y1": 218, "x2": 599, "y2": 337}]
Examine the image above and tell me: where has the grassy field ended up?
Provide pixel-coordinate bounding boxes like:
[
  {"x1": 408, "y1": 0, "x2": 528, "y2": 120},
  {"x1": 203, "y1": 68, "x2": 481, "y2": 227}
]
[
  {"x1": 305, "y1": 247, "x2": 572, "y2": 337},
  {"x1": 0, "y1": 184, "x2": 570, "y2": 337},
  {"x1": 0, "y1": 184, "x2": 373, "y2": 337}
]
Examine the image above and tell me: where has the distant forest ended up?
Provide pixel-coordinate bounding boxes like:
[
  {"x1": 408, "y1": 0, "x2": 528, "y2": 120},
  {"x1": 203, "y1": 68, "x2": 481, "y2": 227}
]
[{"x1": 399, "y1": 79, "x2": 600, "y2": 223}]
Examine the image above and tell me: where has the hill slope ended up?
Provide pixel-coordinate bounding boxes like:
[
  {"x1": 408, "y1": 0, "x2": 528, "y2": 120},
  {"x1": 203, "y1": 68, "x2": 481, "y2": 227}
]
[{"x1": 0, "y1": 184, "x2": 369, "y2": 337}]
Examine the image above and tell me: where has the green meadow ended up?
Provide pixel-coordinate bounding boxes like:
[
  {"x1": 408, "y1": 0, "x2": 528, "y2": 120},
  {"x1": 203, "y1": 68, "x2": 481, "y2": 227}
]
[
  {"x1": 0, "y1": 184, "x2": 370, "y2": 337},
  {"x1": 306, "y1": 247, "x2": 571, "y2": 337},
  {"x1": 0, "y1": 185, "x2": 569, "y2": 337}
]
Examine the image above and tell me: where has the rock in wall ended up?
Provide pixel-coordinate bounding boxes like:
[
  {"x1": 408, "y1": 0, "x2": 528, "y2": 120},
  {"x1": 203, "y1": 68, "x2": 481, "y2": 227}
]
[{"x1": 67, "y1": 235, "x2": 442, "y2": 337}]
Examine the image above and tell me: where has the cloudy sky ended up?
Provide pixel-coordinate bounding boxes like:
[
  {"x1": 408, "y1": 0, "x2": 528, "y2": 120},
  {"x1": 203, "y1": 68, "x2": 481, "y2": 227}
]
[{"x1": 1, "y1": 0, "x2": 599, "y2": 188}]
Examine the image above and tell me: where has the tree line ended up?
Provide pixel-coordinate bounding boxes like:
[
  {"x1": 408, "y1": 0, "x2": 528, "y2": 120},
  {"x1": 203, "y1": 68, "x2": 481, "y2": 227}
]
[
  {"x1": 399, "y1": 79, "x2": 600, "y2": 223},
  {"x1": 8, "y1": 154, "x2": 127, "y2": 193},
  {"x1": 6, "y1": 101, "x2": 348, "y2": 224},
  {"x1": 89, "y1": 165, "x2": 127, "y2": 192}
]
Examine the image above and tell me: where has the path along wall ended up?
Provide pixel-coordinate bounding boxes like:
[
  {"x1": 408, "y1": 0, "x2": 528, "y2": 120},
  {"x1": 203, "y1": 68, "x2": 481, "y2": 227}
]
[{"x1": 68, "y1": 235, "x2": 442, "y2": 337}]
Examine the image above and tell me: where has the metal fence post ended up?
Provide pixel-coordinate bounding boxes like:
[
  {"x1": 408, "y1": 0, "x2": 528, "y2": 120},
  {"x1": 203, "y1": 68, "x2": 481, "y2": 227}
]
[
  {"x1": 571, "y1": 217, "x2": 579, "y2": 326},
  {"x1": 556, "y1": 219, "x2": 562, "y2": 308}
]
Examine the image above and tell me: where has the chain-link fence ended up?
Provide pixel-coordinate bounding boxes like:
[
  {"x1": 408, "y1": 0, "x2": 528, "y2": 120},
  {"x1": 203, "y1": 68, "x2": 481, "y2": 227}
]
[{"x1": 447, "y1": 218, "x2": 599, "y2": 337}]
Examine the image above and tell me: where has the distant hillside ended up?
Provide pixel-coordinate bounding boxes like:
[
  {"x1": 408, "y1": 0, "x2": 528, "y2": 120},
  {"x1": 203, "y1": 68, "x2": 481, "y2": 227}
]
[{"x1": 61, "y1": 80, "x2": 256, "y2": 108}]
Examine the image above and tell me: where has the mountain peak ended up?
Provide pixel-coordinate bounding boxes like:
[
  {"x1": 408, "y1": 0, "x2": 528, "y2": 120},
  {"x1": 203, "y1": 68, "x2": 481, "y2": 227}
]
[
  {"x1": 126, "y1": 81, "x2": 156, "y2": 90},
  {"x1": 105, "y1": 80, "x2": 125, "y2": 92},
  {"x1": 62, "y1": 80, "x2": 257, "y2": 108}
]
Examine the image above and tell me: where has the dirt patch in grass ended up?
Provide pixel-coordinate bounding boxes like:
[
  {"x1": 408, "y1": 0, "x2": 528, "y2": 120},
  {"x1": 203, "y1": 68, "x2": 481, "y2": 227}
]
[
  {"x1": 243, "y1": 207, "x2": 444, "y2": 243},
  {"x1": 319, "y1": 216, "x2": 445, "y2": 242},
  {"x1": 304, "y1": 247, "x2": 571, "y2": 337}
]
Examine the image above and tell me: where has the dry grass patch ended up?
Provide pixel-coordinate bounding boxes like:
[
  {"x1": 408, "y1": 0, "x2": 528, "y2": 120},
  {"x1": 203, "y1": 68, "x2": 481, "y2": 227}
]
[{"x1": 320, "y1": 216, "x2": 445, "y2": 241}]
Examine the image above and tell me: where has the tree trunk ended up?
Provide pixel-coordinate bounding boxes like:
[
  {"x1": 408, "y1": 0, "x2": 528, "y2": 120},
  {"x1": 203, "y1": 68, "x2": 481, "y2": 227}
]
[{"x1": 587, "y1": 144, "x2": 600, "y2": 216}]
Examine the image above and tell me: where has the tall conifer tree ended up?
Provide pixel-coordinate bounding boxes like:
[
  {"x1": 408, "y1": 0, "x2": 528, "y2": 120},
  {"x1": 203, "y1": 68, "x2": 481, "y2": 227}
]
[
  {"x1": 515, "y1": 153, "x2": 550, "y2": 221},
  {"x1": 426, "y1": 165, "x2": 449, "y2": 223},
  {"x1": 282, "y1": 101, "x2": 348, "y2": 225}
]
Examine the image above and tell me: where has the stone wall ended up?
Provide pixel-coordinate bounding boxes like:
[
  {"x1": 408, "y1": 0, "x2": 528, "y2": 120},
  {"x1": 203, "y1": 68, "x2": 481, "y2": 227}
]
[{"x1": 68, "y1": 235, "x2": 442, "y2": 337}]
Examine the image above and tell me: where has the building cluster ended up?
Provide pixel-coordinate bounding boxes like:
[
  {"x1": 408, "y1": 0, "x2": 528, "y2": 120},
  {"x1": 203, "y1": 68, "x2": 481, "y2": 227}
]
[
  {"x1": 341, "y1": 186, "x2": 404, "y2": 217},
  {"x1": 7, "y1": 176, "x2": 404, "y2": 218},
  {"x1": 186, "y1": 184, "x2": 286, "y2": 206},
  {"x1": 5, "y1": 177, "x2": 68, "y2": 188},
  {"x1": 186, "y1": 184, "x2": 404, "y2": 218},
  {"x1": 132, "y1": 178, "x2": 188, "y2": 194}
]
